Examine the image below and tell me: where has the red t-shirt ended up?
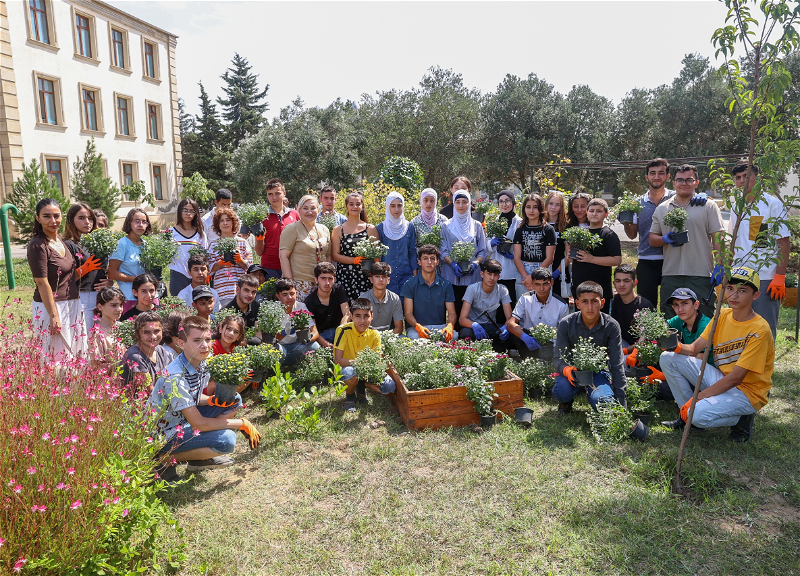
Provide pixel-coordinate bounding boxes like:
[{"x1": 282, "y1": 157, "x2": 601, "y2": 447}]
[
  {"x1": 261, "y1": 209, "x2": 300, "y2": 269},
  {"x1": 212, "y1": 339, "x2": 238, "y2": 356}
]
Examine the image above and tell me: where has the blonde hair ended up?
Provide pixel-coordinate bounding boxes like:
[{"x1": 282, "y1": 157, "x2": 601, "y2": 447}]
[
  {"x1": 544, "y1": 191, "x2": 568, "y2": 232},
  {"x1": 297, "y1": 194, "x2": 318, "y2": 212}
]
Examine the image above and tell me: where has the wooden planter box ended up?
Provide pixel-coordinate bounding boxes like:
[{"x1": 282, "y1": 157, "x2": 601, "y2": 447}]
[
  {"x1": 391, "y1": 370, "x2": 524, "y2": 431},
  {"x1": 782, "y1": 287, "x2": 798, "y2": 308}
]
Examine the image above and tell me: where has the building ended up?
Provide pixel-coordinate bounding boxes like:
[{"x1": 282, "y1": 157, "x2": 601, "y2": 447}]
[{"x1": 0, "y1": 0, "x2": 182, "y2": 224}]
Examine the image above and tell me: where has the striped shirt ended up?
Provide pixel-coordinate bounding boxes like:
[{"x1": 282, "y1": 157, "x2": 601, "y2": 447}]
[
  {"x1": 168, "y1": 228, "x2": 208, "y2": 277},
  {"x1": 208, "y1": 237, "x2": 253, "y2": 301}
]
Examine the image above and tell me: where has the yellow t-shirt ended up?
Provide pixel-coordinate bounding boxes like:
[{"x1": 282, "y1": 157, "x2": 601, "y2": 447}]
[
  {"x1": 333, "y1": 322, "x2": 381, "y2": 361},
  {"x1": 700, "y1": 308, "x2": 774, "y2": 410}
]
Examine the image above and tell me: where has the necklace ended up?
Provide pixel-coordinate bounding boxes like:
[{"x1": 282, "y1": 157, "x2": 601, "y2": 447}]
[{"x1": 303, "y1": 223, "x2": 324, "y2": 262}]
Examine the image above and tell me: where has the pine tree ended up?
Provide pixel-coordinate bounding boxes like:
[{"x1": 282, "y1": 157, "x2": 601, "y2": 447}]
[
  {"x1": 178, "y1": 97, "x2": 194, "y2": 137},
  {"x1": 188, "y1": 81, "x2": 228, "y2": 183},
  {"x1": 71, "y1": 138, "x2": 121, "y2": 224},
  {"x1": 217, "y1": 53, "x2": 269, "y2": 148},
  {"x1": 8, "y1": 159, "x2": 68, "y2": 240}
]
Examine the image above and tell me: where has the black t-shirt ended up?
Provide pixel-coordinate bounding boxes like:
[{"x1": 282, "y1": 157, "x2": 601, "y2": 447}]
[
  {"x1": 610, "y1": 294, "x2": 654, "y2": 342},
  {"x1": 65, "y1": 239, "x2": 108, "y2": 293},
  {"x1": 439, "y1": 203, "x2": 485, "y2": 223},
  {"x1": 120, "y1": 305, "x2": 147, "y2": 322},
  {"x1": 304, "y1": 283, "x2": 349, "y2": 332},
  {"x1": 512, "y1": 223, "x2": 557, "y2": 263},
  {"x1": 548, "y1": 224, "x2": 566, "y2": 270},
  {"x1": 571, "y1": 226, "x2": 622, "y2": 292},
  {"x1": 223, "y1": 297, "x2": 260, "y2": 328}
]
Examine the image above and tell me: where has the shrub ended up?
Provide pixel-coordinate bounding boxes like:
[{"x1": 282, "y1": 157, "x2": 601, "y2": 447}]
[
  {"x1": 663, "y1": 206, "x2": 689, "y2": 231},
  {"x1": 562, "y1": 226, "x2": 603, "y2": 251},
  {"x1": 181, "y1": 172, "x2": 215, "y2": 207},
  {"x1": 417, "y1": 225, "x2": 442, "y2": 247},
  {"x1": 404, "y1": 358, "x2": 455, "y2": 391},
  {"x1": 484, "y1": 215, "x2": 509, "y2": 239},
  {"x1": 351, "y1": 346, "x2": 386, "y2": 384},
  {"x1": 8, "y1": 159, "x2": 67, "y2": 241},
  {"x1": 294, "y1": 347, "x2": 335, "y2": 384},
  {"x1": 121, "y1": 180, "x2": 154, "y2": 208},
  {"x1": 626, "y1": 377, "x2": 657, "y2": 415},
  {"x1": 260, "y1": 363, "x2": 296, "y2": 417},
  {"x1": 586, "y1": 400, "x2": 635, "y2": 443},
  {"x1": 206, "y1": 352, "x2": 249, "y2": 387},
  {"x1": 462, "y1": 366, "x2": 496, "y2": 416},
  {"x1": 289, "y1": 310, "x2": 313, "y2": 331},
  {"x1": 139, "y1": 231, "x2": 178, "y2": 273},
  {"x1": 214, "y1": 236, "x2": 239, "y2": 256},
  {"x1": 318, "y1": 213, "x2": 337, "y2": 233},
  {"x1": 257, "y1": 300, "x2": 287, "y2": 335},
  {"x1": 245, "y1": 344, "x2": 282, "y2": 373},
  {"x1": 514, "y1": 358, "x2": 555, "y2": 396},
  {"x1": 71, "y1": 138, "x2": 121, "y2": 226},
  {"x1": 568, "y1": 337, "x2": 609, "y2": 373},
  {"x1": 637, "y1": 341, "x2": 663, "y2": 367},
  {"x1": 115, "y1": 317, "x2": 137, "y2": 349},
  {"x1": 353, "y1": 237, "x2": 389, "y2": 260},
  {"x1": 259, "y1": 278, "x2": 278, "y2": 300},
  {"x1": 80, "y1": 228, "x2": 124, "y2": 261},
  {"x1": 531, "y1": 323, "x2": 557, "y2": 344},
  {"x1": 374, "y1": 156, "x2": 424, "y2": 192},
  {"x1": 237, "y1": 203, "x2": 270, "y2": 226},
  {"x1": 609, "y1": 192, "x2": 643, "y2": 221},
  {"x1": 480, "y1": 353, "x2": 510, "y2": 382},
  {"x1": 630, "y1": 308, "x2": 669, "y2": 342},
  {"x1": 449, "y1": 241, "x2": 476, "y2": 263}
]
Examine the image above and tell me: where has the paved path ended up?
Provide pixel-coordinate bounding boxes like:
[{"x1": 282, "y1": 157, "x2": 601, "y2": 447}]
[{"x1": 0, "y1": 244, "x2": 28, "y2": 260}]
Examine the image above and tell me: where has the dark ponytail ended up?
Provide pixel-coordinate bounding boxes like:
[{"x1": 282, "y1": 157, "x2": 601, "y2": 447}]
[{"x1": 93, "y1": 287, "x2": 125, "y2": 320}]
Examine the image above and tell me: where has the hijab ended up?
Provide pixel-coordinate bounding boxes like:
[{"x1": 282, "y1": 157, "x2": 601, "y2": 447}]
[
  {"x1": 383, "y1": 191, "x2": 410, "y2": 241},
  {"x1": 497, "y1": 190, "x2": 516, "y2": 228},
  {"x1": 446, "y1": 190, "x2": 475, "y2": 242},
  {"x1": 419, "y1": 188, "x2": 438, "y2": 227}
]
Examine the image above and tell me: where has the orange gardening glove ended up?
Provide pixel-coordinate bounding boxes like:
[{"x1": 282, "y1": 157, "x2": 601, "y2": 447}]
[
  {"x1": 625, "y1": 348, "x2": 639, "y2": 368},
  {"x1": 255, "y1": 234, "x2": 265, "y2": 242},
  {"x1": 233, "y1": 252, "x2": 244, "y2": 264},
  {"x1": 353, "y1": 256, "x2": 365, "y2": 265},
  {"x1": 416, "y1": 325, "x2": 431, "y2": 339},
  {"x1": 219, "y1": 260, "x2": 234, "y2": 268},
  {"x1": 679, "y1": 398, "x2": 693, "y2": 423},
  {"x1": 662, "y1": 341, "x2": 682, "y2": 353},
  {"x1": 239, "y1": 418, "x2": 261, "y2": 449},
  {"x1": 243, "y1": 369, "x2": 255, "y2": 382},
  {"x1": 442, "y1": 324, "x2": 454, "y2": 343},
  {"x1": 205, "y1": 275, "x2": 212, "y2": 285},
  {"x1": 767, "y1": 274, "x2": 786, "y2": 300},
  {"x1": 645, "y1": 367, "x2": 665, "y2": 383},
  {"x1": 208, "y1": 395, "x2": 236, "y2": 408},
  {"x1": 76, "y1": 255, "x2": 102, "y2": 277},
  {"x1": 563, "y1": 366, "x2": 577, "y2": 387}
]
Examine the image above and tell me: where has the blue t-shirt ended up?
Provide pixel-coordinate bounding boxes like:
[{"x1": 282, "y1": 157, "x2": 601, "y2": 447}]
[
  {"x1": 635, "y1": 190, "x2": 675, "y2": 259},
  {"x1": 400, "y1": 273, "x2": 455, "y2": 327},
  {"x1": 110, "y1": 236, "x2": 145, "y2": 300}
]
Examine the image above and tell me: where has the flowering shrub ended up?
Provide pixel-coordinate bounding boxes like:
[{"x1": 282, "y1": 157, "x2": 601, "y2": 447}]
[
  {"x1": 353, "y1": 237, "x2": 389, "y2": 260},
  {"x1": 626, "y1": 377, "x2": 657, "y2": 414},
  {"x1": 462, "y1": 367, "x2": 496, "y2": 416},
  {"x1": 561, "y1": 227, "x2": 603, "y2": 251},
  {"x1": 245, "y1": 345, "x2": 282, "y2": 373},
  {"x1": 79, "y1": 228, "x2": 124, "y2": 261},
  {"x1": 404, "y1": 358, "x2": 455, "y2": 391},
  {"x1": 637, "y1": 341, "x2": 663, "y2": 367},
  {"x1": 662, "y1": 206, "x2": 689, "y2": 231},
  {"x1": 480, "y1": 353, "x2": 510, "y2": 382},
  {"x1": 289, "y1": 310, "x2": 312, "y2": 331},
  {"x1": 206, "y1": 352, "x2": 250, "y2": 387},
  {"x1": 351, "y1": 346, "x2": 386, "y2": 384},
  {"x1": 156, "y1": 296, "x2": 191, "y2": 320},
  {"x1": 115, "y1": 317, "x2": 137, "y2": 349},
  {"x1": 449, "y1": 241, "x2": 476, "y2": 263},
  {"x1": 188, "y1": 245, "x2": 210, "y2": 261},
  {"x1": 515, "y1": 358, "x2": 555, "y2": 396},
  {"x1": 294, "y1": 347, "x2": 335, "y2": 384},
  {"x1": 484, "y1": 215, "x2": 509, "y2": 239},
  {"x1": 474, "y1": 197, "x2": 492, "y2": 215},
  {"x1": 586, "y1": 400, "x2": 635, "y2": 443},
  {"x1": 567, "y1": 337, "x2": 609, "y2": 373},
  {"x1": 214, "y1": 236, "x2": 239, "y2": 257},
  {"x1": 257, "y1": 300, "x2": 287, "y2": 335},
  {"x1": 236, "y1": 203, "x2": 270, "y2": 226},
  {"x1": 630, "y1": 308, "x2": 669, "y2": 342},
  {"x1": 139, "y1": 230, "x2": 178, "y2": 273},
  {"x1": 0, "y1": 307, "x2": 184, "y2": 573},
  {"x1": 318, "y1": 213, "x2": 338, "y2": 234},
  {"x1": 609, "y1": 192, "x2": 643, "y2": 222},
  {"x1": 259, "y1": 278, "x2": 278, "y2": 300},
  {"x1": 530, "y1": 323, "x2": 557, "y2": 344},
  {"x1": 417, "y1": 225, "x2": 442, "y2": 247}
]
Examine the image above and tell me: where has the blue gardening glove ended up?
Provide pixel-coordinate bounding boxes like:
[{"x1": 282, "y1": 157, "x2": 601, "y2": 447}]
[
  {"x1": 280, "y1": 327, "x2": 295, "y2": 337},
  {"x1": 499, "y1": 326, "x2": 510, "y2": 341},
  {"x1": 711, "y1": 264, "x2": 725, "y2": 287},
  {"x1": 470, "y1": 322, "x2": 487, "y2": 340},
  {"x1": 661, "y1": 232, "x2": 676, "y2": 246},
  {"x1": 520, "y1": 333, "x2": 541, "y2": 351},
  {"x1": 450, "y1": 261, "x2": 464, "y2": 278},
  {"x1": 501, "y1": 250, "x2": 514, "y2": 260},
  {"x1": 552, "y1": 268, "x2": 561, "y2": 280},
  {"x1": 689, "y1": 193, "x2": 708, "y2": 207},
  {"x1": 490, "y1": 237, "x2": 502, "y2": 248}
]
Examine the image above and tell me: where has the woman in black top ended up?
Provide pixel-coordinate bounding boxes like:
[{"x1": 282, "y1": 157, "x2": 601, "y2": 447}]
[{"x1": 513, "y1": 194, "x2": 556, "y2": 291}]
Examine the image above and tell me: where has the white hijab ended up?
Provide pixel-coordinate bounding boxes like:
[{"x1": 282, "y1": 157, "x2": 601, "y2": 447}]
[
  {"x1": 446, "y1": 190, "x2": 474, "y2": 242},
  {"x1": 383, "y1": 191, "x2": 410, "y2": 241}
]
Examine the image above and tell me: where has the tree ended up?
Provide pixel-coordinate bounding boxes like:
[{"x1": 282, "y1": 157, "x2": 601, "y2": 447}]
[
  {"x1": 218, "y1": 53, "x2": 269, "y2": 149},
  {"x1": 71, "y1": 138, "x2": 120, "y2": 224},
  {"x1": 374, "y1": 156, "x2": 424, "y2": 191},
  {"x1": 187, "y1": 82, "x2": 228, "y2": 186},
  {"x1": 8, "y1": 159, "x2": 67, "y2": 240}
]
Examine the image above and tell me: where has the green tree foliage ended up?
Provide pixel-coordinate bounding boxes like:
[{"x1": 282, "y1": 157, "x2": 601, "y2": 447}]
[
  {"x1": 71, "y1": 138, "x2": 121, "y2": 224},
  {"x1": 181, "y1": 172, "x2": 215, "y2": 207},
  {"x1": 8, "y1": 159, "x2": 67, "y2": 240},
  {"x1": 218, "y1": 53, "x2": 269, "y2": 149},
  {"x1": 375, "y1": 156, "x2": 424, "y2": 191}
]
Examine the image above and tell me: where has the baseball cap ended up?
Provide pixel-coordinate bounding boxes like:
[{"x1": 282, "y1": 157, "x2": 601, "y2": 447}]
[
  {"x1": 191, "y1": 285, "x2": 214, "y2": 302},
  {"x1": 729, "y1": 266, "x2": 760, "y2": 290},
  {"x1": 247, "y1": 264, "x2": 268, "y2": 276},
  {"x1": 666, "y1": 288, "x2": 698, "y2": 306}
]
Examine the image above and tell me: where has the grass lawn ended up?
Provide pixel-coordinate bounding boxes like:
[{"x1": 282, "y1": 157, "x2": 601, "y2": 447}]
[{"x1": 4, "y1": 270, "x2": 799, "y2": 575}]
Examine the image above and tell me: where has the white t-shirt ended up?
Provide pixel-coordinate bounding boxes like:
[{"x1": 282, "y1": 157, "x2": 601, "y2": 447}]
[
  {"x1": 512, "y1": 291, "x2": 569, "y2": 331},
  {"x1": 279, "y1": 301, "x2": 315, "y2": 345},
  {"x1": 202, "y1": 209, "x2": 218, "y2": 244},
  {"x1": 168, "y1": 228, "x2": 208, "y2": 277},
  {"x1": 728, "y1": 193, "x2": 790, "y2": 280},
  {"x1": 177, "y1": 284, "x2": 221, "y2": 313}
]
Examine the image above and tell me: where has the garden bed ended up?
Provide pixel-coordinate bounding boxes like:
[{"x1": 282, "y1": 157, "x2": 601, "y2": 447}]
[{"x1": 390, "y1": 370, "x2": 523, "y2": 431}]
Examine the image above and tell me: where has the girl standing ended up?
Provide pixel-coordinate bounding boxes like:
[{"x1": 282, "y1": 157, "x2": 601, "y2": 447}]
[
  {"x1": 168, "y1": 199, "x2": 207, "y2": 296},
  {"x1": 208, "y1": 207, "x2": 252, "y2": 306},
  {"x1": 279, "y1": 195, "x2": 332, "y2": 301},
  {"x1": 411, "y1": 188, "x2": 448, "y2": 245},
  {"x1": 377, "y1": 192, "x2": 418, "y2": 295},
  {"x1": 28, "y1": 198, "x2": 87, "y2": 361},
  {"x1": 513, "y1": 194, "x2": 557, "y2": 292},
  {"x1": 332, "y1": 192, "x2": 379, "y2": 302},
  {"x1": 89, "y1": 287, "x2": 125, "y2": 372},
  {"x1": 488, "y1": 190, "x2": 523, "y2": 306},
  {"x1": 109, "y1": 208, "x2": 152, "y2": 310},
  {"x1": 544, "y1": 191, "x2": 570, "y2": 295}
]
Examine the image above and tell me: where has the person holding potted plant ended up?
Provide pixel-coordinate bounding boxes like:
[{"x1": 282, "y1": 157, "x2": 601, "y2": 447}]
[
  {"x1": 254, "y1": 178, "x2": 301, "y2": 279},
  {"x1": 513, "y1": 193, "x2": 557, "y2": 294},
  {"x1": 457, "y1": 259, "x2": 512, "y2": 344},
  {"x1": 401, "y1": 244, "x2": 457, "y2": 341},
  {"x1": 279, "y1": 195, "x2": 332, "y2": 301},
  {"x1": 109, "y1": 208, "x2": 152, "y2": 311},
  {"x1": 377, "y1": 192, "x2": 419, "y2": 296},
  {"x1": 659, "y1": 267, "x2": 774, "y2": 443},
  {"x1": 209, "y1": 207, "x2": 252, "y2": 306},
  {"x1": 201, "y1": 188, "x2": 233, "y2": 244},
  {"x1": 273, "y1": 279, "x2": 320, "y2": 366},
  {"x1": 147, "y1": 315, "x2": 260, "y2": 482},
  {"x1": 441, "y1": 189, "x2": 488, "y2": 319},
  {"x1": 168, "y1": 199, "x2": 208, "y2": 297},
  {"x1": 304, "y1": 262, "x2": 351, "y2": 348},
  {"x1": 503, "y1": 267, "x2": 569, "y2": 355},
  {"x1": 358, "y1": 262, "x2": 405, "y2": 334},
  {"x1": 552, "y1": 281, "x2": 627, "y2": 414},
  {"x1": 567, "y1": 198, "x2": 621, "y2": 313},
  {"x1": 649, "y1": 164, "x2": 724, "y2": 318},
  {"x1": 665, "y1": 288, "x2": 712, "y2": 356},
  {"x1": 332, "y1": 192, "x2": 380, "y2": 302},
  {"x1": 728, "y1": 161, "x2": 791, "y2": 339},
  {"x1": 609, "y1": 264, "x2": 654, "y2": 349},
  {"x1": 411, "y1": 188, "x2": 448, "y2": 248}
]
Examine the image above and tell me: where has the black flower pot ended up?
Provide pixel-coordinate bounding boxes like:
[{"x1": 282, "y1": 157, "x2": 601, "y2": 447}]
[
  {"x1": 213, "y1": 382, "x2": 238, "y2": 403},
  {"x1": 361, "y1": 259, "x2": 376, "y2": 273},
  {"x1": 457, "y1": 260, "x2": 473, "y2": 275},
  {"x1": 262, "y1": 334, "x2": 276, "y2": 345},
  {"x1": 635, "y1": 366, "x2": 651, "y2": 381},
  {"x1": 618, "y1": 210, "x2": 636, "y2": 224},
  {"x1": 515, "y1": 407, "x2": 534, "y2": 428},
  {"x1": 480, "y1": 413, "x2": 496, "y2": 429},
  {"x1": 671, "y1": 230, "x2": 689, "y2": 246},
  {"x1": 150, "y1": 267, "x2": 163, "y2": 281},
  {"x1": 497, "y1": 240, "x2": 514, "y2": 256},
  {"x1": 569, "y1": 247, "x2": 580, "y2": 259},
  {"x1": 632, "y1": 413, "x2": 653, "y2": 427},
  {"x1": 575, "y1": 370, "x2": 594, "y2": 387},
  {"x1": 222, "y1": 251, "x2": 236, "y2": 264},
  {"x1": 295, "y1": 328, "x2": 310, "y2": 344},
  {"x1": 526, "y1": 388, "x2": 542, "y2": 400},
  {"x1": 657, "y1": 329, "x2": 679, "y2": 350},
  {"x1": 537, "y1": 342, "x2": 554, "y2": 361},
  {"x1": 239, "y1": 224, "x2": 250, "y2": 236},
  {"x1": 249, "y1": 222, "x2": 265, "y2": 237},
  {"x1": 629, "y1": 419, "x2": 649, "y2": 442}
]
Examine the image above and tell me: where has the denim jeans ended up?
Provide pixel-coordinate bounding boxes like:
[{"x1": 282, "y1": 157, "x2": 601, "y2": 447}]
[
  {"x1": 160, "y1": 400, "x2": 242, "y2": 456},
  {"x1": 279, "y1": 340, "x2": 319, "y2": 366},
  {"x1": 552, "y1": 371, "x2": 614, "y2": 410},
  {"x1": 407, "y1": 324, "x2": 459, "y2": 340},
  {"x1": 319, "y1": 327, "x2": 337, "y2": 344},
  {"x1": 341, "y1": 366, "x2": 396, "y2": 393},
  {"x1": 660, "y1": 352, "x2": 756, "y2": 428}
]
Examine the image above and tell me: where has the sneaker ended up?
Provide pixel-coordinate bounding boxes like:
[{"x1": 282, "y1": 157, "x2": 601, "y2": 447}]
[
  {"x1": 154, "y1": 463, "x2": 181, "y2": 485},
  {"x1": 185, "y1": 455, "x2": 235, "y2": 471},
  {"x1": 343, "y1": 393, "x2": 357, "y2": 413},
  {"x1": 557, "y1": 402, "x2": 573, "y2": 415},
  {"x1": 729, "y1": 413, "x2": 754, "y2": 443},
  {"x1": 661, "y1": 418, "x2": 705, "y2": 431}
]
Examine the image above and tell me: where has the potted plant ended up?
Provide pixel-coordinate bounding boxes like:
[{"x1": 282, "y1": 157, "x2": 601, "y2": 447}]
[
  {"x1": 294, "y1": 347, "x2": 335, "y2": 386},
  {"x1": 257, "y1": 300, "x2": 287, "y2": 344},
  {"x1": 514, "y1": 357, "x2": 554, "y2": 399},
  {"x1": 561, "y1": 226, "x2": 603, "y2": 258},
  {"x1": 188, "y1": 245, "x2": 211, "y2": 260},
  {"x1": 474, "y1": 196, "x2": 492, "y2": 215},
  {"x1": 485, "y1": 216, "x2": 512, "y2": 255},
  {"x1": 139, "y1": 230, "x2": 178, "y2": 282},
  {"x1": 417, "y1": 225, "x2": 442, "y2": 248},
  {"x1": 625, "y1": 376, "x2": 657, "y2": 426},
  {"x1": 318, "y1": 213, "x2": 338, "y2": 234},
  {"x1": 259, "y1": 277, "x2": 278, "y2": 301},
  {"x1": 215, "y1": 236, "x2": 240, "y2": 265},
  {"x1": 115, "y1": 317, "x2": 137, "y2": 348},
  {"x1": 290, "y1": 310, "x2": 313, "y2": 343},
  {"x1": 783, "y1": 273, "x2": 798, "y2": 308},
  {"x1": 351, "y1": 346, "x2": 387, "y2": 385},
  {"x1": 206, "y1": 351, "x2": 250, "y2": 403},
  {"x1": 636, "y1": 341, "x2": 663, "y2": 371},
  {"x1": 568, "y1": 337, "x2": 609, "y2": 387},
  {"x1": 662, "y1": 206, "x2": 690, "y2": 246},
  {"x1": 156, "y1": 295, "x2": 191, "y2": 320},
  {"x1": 586, "y1": 399, "x2": 648, "y2": 443},
  {"x1": 462, "y1": 366, "x2": 498, "y2": 428},
  {"x1": 245, "y1": 344, "x2": 282, "y2": 384},
  {"x1": 79, "y1": 228, "x2": 124, "y2": 272},
  {"x1": 630, "y1": 308, "x2": 670, "y2": 343},
  {"x1": 450, "y1": 241, "x2": 477, "y2": 274},
  {"x1": 530, "y1": 323, "x2": 558, "y2": 361},
  {"x1": 237, "y1": 203, "x2": 270, "y2": 236},
  {"x1": 354, "y1": 237, "x2": 389, "y2": 273},
  {"x1": 610, "y1": 192, "x2": 643, "y2": 224}
]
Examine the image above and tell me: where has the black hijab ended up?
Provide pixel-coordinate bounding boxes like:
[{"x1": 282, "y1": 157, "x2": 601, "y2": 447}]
[{"x1": 497, "y1": 190, "x2": 516, "y2": 227}]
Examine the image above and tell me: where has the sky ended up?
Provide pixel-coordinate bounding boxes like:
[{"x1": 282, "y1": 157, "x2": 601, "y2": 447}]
[{"x1": 108, "y1": 0, "x2": 731, "y2": 120}]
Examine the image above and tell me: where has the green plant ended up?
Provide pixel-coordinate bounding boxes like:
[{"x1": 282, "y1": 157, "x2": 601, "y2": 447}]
[
  {"x1": 353, "y1": 237, "x2": 389, "y2": 260},
  {"x1": 257, "y1": 299, "x2": 287, "y2": 335},
  {"x1": 237, "y1": 203, "x2": 270, "y2": 226},
  {"x1": 626, "y1": 377, "x2": 657, "y2": 415},
  {"x1": 462, "y1": 366, "x2": 496, "y2": 416},
  {"x1": 637, "y1": 341, "x2": 663, "y2": 367},
  {"x1": 662, "y1": 206, "x2": 689, "y2": 231},
  {"x1": 289, "y1": 310, "x2": 312, "y2": 331},
  {"x1": 285, "y1": 365, "x2": 346, "y2": 437},
  {"x1": 79, "y1": 228, "x2": 124, "y2": 260},
  {"x1": 785, "y1": 272, "x2": 797, "y2": 288},
  {"x1": 374, "y1": 156, "x2": 424, "y2": 191},
  {"x1": 259, "y1": 277, "x2": 278, "y2": 299},
  {"x1": 610, "y1": 192, "x2": 643, "y2": 221},
  {"x1": 71, "y1": 138, "x2": 121, "y2": 225},
  {"x1": 214, "y1": 236, "x2": 239, "y2": 256},
  {"x1": 351, "y1": 346, "x2": 387, "y2": 384},
  {"x1": 156, "y1": 296, "x2": 191, "y2": 320},
  {"x1": 515, "y1": 358, "x2": 555, "y2": 396},
  {"x1": 531, "y1": 323, "x2": 557, "y2": 344},
  {"x1": 404, "y1": 357, "x2": 455, "y2": 391},
  {"x1": 181, "y1": 172, "x2": 215, "y2": 207},
  {"x1": 188, "y1": 245, "x2": 211, "y2": 260},
  {"x1": 474, "y1": 196, "x2": 492, "y2": 214},
  {"x1": 260, "y1": 363, "x2": 296, "y2": 417},
  {"x1": 449, "y1": 241, "x2": 476, "y2": 263},
  {"x1": 561, "y1": 226, "x2": 603, "y2": 251},
  {"x1": 568, "y1": 337, "x2": 609, "y2": 373},
  {"x1": 484, "y1": 215, "x2": 509, "y2": 239},
  {"x1": 139, "y1": 230, "x2": 178, "y2": 272},
  {"x1": 630, "y1": 308, "x2": 670, "y2": 342},
  {"x1": 294, "y1": 346, "x2": 335, "y2": 384},
  {"x1": 318, "y1": 213, "x2": 338, "y2": 233},
  {"x1": 212, "y1": 307, "x2": 243, "y2": 332},
  {"x1": 8, "y1": 159, "x2": 68, "y2": 240},
  {"x1": 586, "y1": 400, "x2": 635, "y2": 443},
  {"x1": 206, "y1": 351, "x2": 250, "y2": 387},
  {"x1": 245, "y1": 344, "x2": 282, "y2": 373},
  {"x1": 417, "y1": 225, "x2": 443, "y2": 247},
  {"x1": 115, "y1": 317, "x2": 137, "y2": 348},
  {"x1": 480, "y1": 353, "x2": 510, "y2": 382},
  {"x1": 122, "y1": 180, "x2": 155, "y2": 208}
]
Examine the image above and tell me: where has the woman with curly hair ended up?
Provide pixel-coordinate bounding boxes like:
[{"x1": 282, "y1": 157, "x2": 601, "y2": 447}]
[{"x1": 208, "y1": 207, "x2": 252, "y2": 306}]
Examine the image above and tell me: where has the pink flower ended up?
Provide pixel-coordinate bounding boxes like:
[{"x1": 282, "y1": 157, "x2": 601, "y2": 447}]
[
  {"x1": 112, "y1": 430, "x2": 119, "y2": 437},
  {"x1": 13, "y1": 557, "x2": 26, "y2": 571},
  {"x1": 12, "y1": 485, "x2": 22, "y2": 494},
  {"x1": 193, "y1": 430, "x2": 201, "y2": 436},
  {"x1": 37, "y1": 484, "x2": 45, "y2": 492},
  {"x1": 41, "y1": 432, "x2": 50, "y2": 441},
  {"x1": 112, "y1": 496, "x2": 119, "y2": 504},
  {"x1": 70, "y1": 500, "x2": 82, "y2": 510},
  {"x1": 56, "y1": 482, "x2": 66, "y2": 490},
  {"x1": 0, "y1": 537, "x2": 5, "y2": 547},
  {"x1": 91, "y1": 449, "x2": 97, "y2": 456},
  {"x1": 31, "y1": 504, "x2": 46, "y2": 512},
  {"x1": 66, "y1": 467, "x2": 75, "y2": 476},
  {"x1": 122, "y1": 509, "x2": 129, "y2": 517},
  {"x1": 26, "y1": 467, "x2": 36, "y2": 475}
]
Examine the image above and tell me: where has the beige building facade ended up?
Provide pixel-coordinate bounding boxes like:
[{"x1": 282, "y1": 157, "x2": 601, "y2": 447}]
[{"x1": 0, "y1": 0, "x2": 182, "y2": 222}]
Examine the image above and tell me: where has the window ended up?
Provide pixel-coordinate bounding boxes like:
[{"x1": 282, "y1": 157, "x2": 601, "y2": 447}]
[
  {"x1": 46, "y1": 158, "x2": 63, "y2": 191},
  {"x1": 33, "y1": 72, "x2": 65, "y2": 129},
  {"x1": 75, "y1": 14, "x2": 91, "y2": 57},
  {"x1": 144, "y1": 42, "x2": 156, "y2": 78},
  {"x1": 114, "y1": 93, "x2": 135, "y2": 138},
  {"x1": 28, "y1": 0, "x2": 50, "y2": 44},
  {"x1": 79, "y1": 83, "x2": 104, "y2": 134},
  {"x1": 122, "y1": 163, "x2": 134, "y2": 185},
  {"x1": 108, "y1": 25, "x2": 130, "y2": 72},
  {"x1": 72, "y1": 9, "x2": 99, "y2": 61},
  {"x1": 145, "y1": 101, "x2": 163, "y2": 142},
  {"x1": 151, "y1": 164, "x2": 165, "y2": 201},
  {"x1": 112, "y1": 29, "x2": 124, "y2": 67},
  {"x1": 120, "y1": 161, "x2": 139, "y2": 200}
]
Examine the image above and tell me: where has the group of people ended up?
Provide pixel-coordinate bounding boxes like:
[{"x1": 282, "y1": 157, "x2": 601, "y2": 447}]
[{"x1": 26, "y1": 159, "x2": 788, "y2": 479}]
